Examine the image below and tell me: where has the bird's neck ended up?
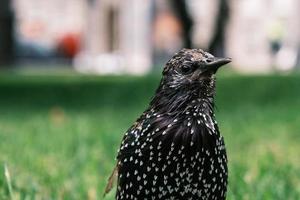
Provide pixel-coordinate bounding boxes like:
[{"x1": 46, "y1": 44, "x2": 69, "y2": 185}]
[
  {"x1": 150, "y1": 91, "x2": 218, "y2": 136},
  {"x1": 148, "y1": 84, "x2": 219, "y2": 138},
  {"x1": 150, "y1": 86, "x2": 215, "y2": 116}
]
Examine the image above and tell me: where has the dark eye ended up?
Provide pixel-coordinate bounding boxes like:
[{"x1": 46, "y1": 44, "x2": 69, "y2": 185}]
[
  {"x1": 180, "y1": 65, "x2": 192, "y2": 74},
  {"x1": 180, "y1": 63, "x2": 198, "y2": 74}
]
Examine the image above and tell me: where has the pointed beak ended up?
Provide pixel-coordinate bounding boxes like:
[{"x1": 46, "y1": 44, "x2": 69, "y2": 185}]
[{"x1": 205, "y1": 57, "x2": 231, "y2": 72}]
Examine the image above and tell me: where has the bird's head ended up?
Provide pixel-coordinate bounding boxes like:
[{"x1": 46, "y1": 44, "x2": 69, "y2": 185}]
[{"x1": 160, "y1": 48, "x2": 231, "y2": 98}]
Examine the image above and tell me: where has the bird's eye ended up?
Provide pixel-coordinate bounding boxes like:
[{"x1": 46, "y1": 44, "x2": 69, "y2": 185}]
[
  {"x1": 180, "y1": 65, "x2": 193, "y2": 74},
  {"x1": 180, "y1": 63, "x2": 198, "y2": 75}
]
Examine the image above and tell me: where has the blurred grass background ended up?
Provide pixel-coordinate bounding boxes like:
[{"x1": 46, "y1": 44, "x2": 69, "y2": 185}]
[{"x1": 0, "y1": 70, "x2": 300, "y2": 199}]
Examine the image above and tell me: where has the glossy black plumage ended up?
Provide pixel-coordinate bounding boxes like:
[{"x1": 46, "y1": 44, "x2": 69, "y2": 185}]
[{"x1": 106, "y1": 49, "x2": 231, "y2": 200}]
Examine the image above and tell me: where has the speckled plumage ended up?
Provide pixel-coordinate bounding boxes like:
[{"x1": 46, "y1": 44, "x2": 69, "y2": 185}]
[{"x1": 106, "y1": 49, "x2": 231, "y2": 200}]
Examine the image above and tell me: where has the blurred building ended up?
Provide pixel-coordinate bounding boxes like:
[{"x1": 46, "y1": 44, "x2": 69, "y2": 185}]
[
  {"x1": 74, "y1": 0, "x2": 153, "y2": 74},
  {"x1": 13, "y1": 0, "x2": 87, "y2": 60},
  {"x1": 75, "y1": 0, "x2": 300, "y2": 74},
  {"x1": 10, "y1": 0, "x2": 300, "y2": 73},
  {"x1": 226, "y1": 0, "x2": 300, "y2": 72}
]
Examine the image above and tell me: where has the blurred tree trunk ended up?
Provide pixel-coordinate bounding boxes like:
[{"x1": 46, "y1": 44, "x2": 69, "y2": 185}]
[
  {"x1": 208, "y1": 0, "x2": 230, "y2": 56},
  {"x1": 169, "y1": 0, "x2": 194, "y2": 48},
  {"x1": 0, "y1": 0, "x2": 14, "y2": 67}
]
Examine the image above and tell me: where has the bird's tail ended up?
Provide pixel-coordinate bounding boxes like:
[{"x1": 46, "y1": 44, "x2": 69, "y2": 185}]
[{"x1": 103, "y1": 165, "x2": 119, "y2": 197}]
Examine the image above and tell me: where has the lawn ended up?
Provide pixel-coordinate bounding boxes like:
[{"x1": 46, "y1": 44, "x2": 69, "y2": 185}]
[{"x1": 0, "y1": 71, "x2": 300, "y2": 199}]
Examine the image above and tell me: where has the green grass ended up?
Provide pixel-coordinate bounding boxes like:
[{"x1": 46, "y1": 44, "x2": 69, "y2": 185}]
[{"x1": 0, "y1": 71, "x2": 300, "y2": 199}]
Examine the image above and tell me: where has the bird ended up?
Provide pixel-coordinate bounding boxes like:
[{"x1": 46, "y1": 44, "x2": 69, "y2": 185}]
[{"x1": 105, "y1": 48, "x2": 231, "y2": 200}]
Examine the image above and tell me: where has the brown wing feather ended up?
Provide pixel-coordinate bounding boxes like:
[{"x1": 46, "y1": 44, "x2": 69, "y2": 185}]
[{"x1": 103, "y1": 165, "x2": 119, "y2": 197}]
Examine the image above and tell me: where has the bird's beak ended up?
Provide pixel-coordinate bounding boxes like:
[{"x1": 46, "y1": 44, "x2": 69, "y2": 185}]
[{"x1": 205, "y1": 57, "x2": 231, "y2": 72}]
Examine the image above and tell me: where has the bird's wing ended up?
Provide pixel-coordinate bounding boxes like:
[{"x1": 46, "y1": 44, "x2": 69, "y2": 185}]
[
  {"x1": 103, "y1": 113, "x2": 150, "y2": 196},
  {"x1": 116, "y1": 115, "x2": 152, "y2": 159},
  {"x1": 103, "y1": 165, "x2": 119, "y2": 197}
]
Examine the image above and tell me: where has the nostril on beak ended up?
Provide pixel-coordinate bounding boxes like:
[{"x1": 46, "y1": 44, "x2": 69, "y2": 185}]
[{"x1": 206, "y1": 58, "x2": 213, "y2": 63}]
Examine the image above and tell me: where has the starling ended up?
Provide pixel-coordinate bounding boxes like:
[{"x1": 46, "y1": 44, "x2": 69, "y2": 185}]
[{"x1": 105, "y1": 49, "x2": 231, "y2": 200}]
